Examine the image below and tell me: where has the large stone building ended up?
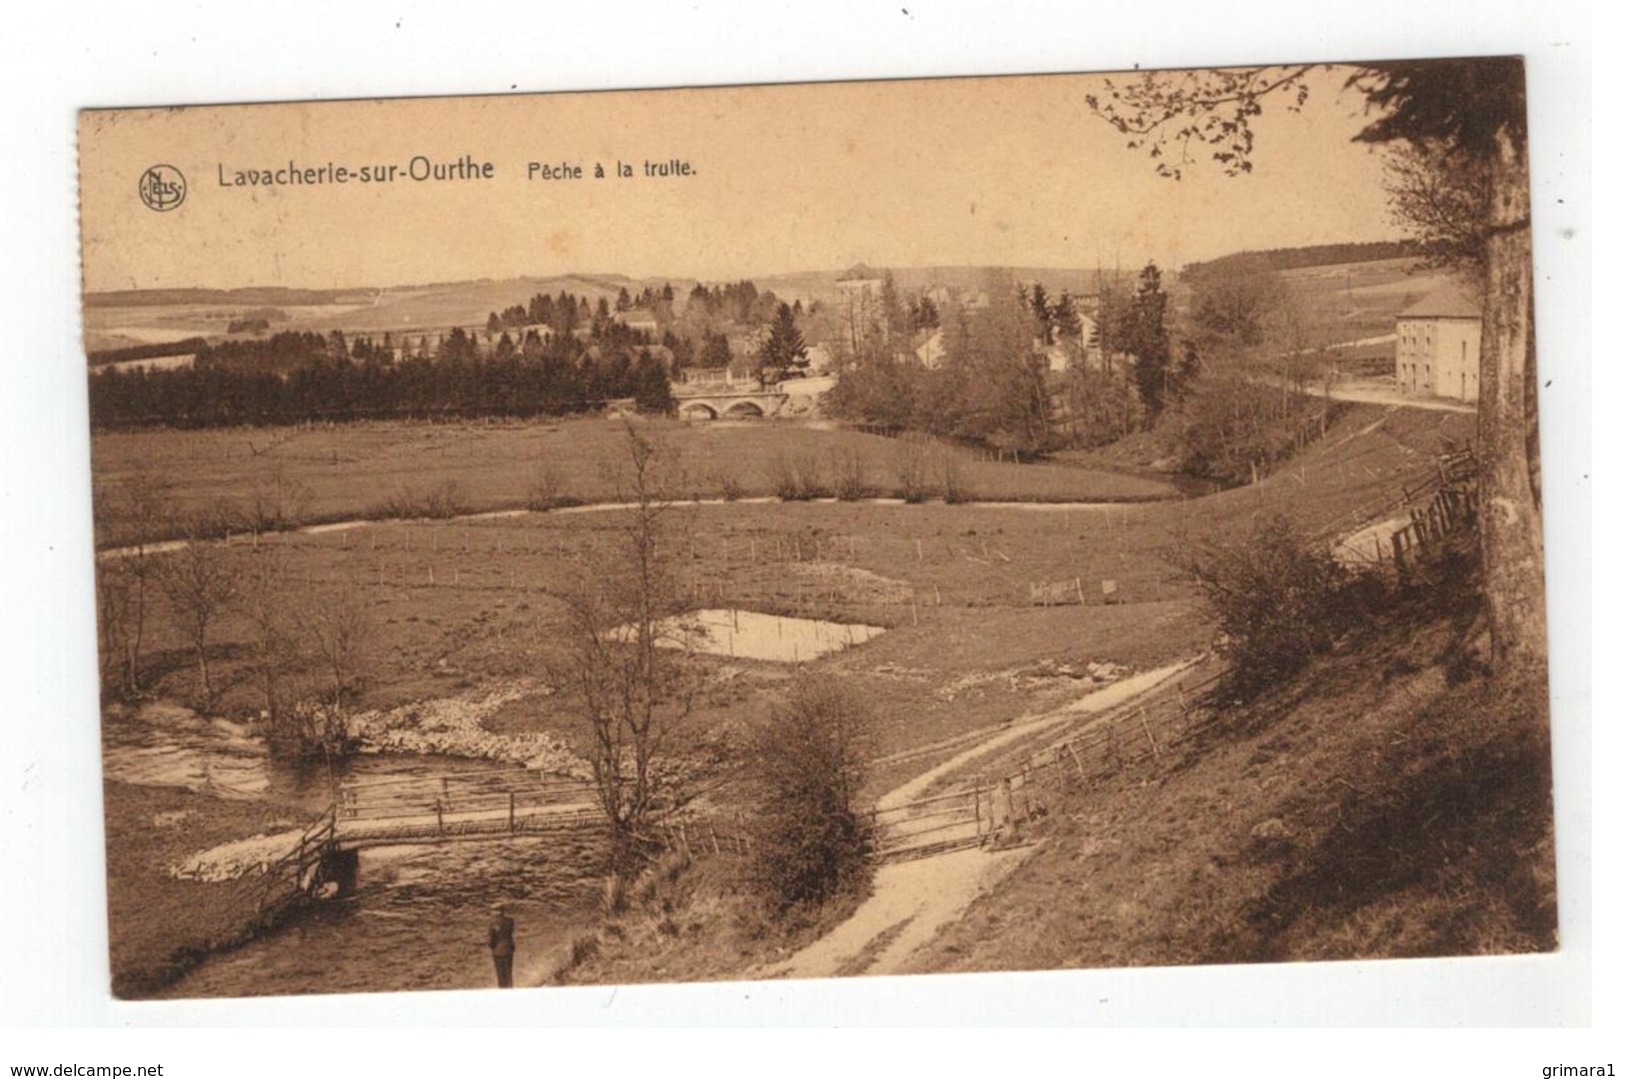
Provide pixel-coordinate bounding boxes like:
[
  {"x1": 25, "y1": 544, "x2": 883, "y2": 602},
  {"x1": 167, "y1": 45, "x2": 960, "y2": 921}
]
[{"x1": 1395, "y1": 281, "x2": 1482, "y2": 402}]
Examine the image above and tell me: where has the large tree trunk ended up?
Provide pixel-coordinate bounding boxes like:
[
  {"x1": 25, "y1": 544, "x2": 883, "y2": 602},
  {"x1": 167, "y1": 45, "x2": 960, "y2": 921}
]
[{"x1": 1477, "y1": 126, "x2": 1547, "y2": 676}]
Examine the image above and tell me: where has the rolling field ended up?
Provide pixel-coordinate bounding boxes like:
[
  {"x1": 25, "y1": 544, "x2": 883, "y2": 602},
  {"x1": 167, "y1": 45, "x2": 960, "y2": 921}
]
[
  {"x1": 110, "y1": 405, "x2": 1471, "y2": 770},
  {"x1": 90, "y1": 418, "x2": 1187, "y2": 547},
  {"x1": 1277, "y1": 257, "x2": 1459, "y2": 349}
]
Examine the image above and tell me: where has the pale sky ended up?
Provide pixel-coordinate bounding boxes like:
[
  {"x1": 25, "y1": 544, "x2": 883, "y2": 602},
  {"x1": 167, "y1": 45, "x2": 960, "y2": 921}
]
[{"x1": 78, "y1": 66, "x2": 1401, "y2": 292}]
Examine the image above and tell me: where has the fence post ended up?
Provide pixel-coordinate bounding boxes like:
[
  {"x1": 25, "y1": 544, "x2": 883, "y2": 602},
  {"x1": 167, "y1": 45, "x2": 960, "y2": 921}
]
[
  {"x1": 1065, "y1": 741, "x2": 1085, "y2": 778},
  {"x1": 1139, "y1": 707, "x2": 1161, "y2": 760},
  {"x1": 509, "y1": 791, "x2": 516, "y2": 833}
]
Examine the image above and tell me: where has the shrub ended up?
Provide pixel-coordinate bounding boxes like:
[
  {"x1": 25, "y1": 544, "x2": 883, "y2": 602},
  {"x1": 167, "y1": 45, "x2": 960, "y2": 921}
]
[
  {"x1": 526, "y1": 461, "x2": 572, "y2": 511},
  {"x1": 831, "y1": 444, "x2": 871, "y2": 501},
  {"x1": 422, "y1": 479, "x2": 468, "y2": 519},
  {"x1": 895, "y1": 433, "x2": 933, "y2": 503},
  {"x1": 370, "y1": 480, "x2": 465, "y2": 520},
  {"x1": 748, "y1": 676, "x2": 874, "y2": 916},
  {"x1": 1183, "y1": 514, "x2": 1382, "y2": 698},
  {"x1": 570, "y1": 933, "x2": 599, "y2": 965},
  {"x1": 770, "y1": 449, "x2": 827, "y2": 501},
  {"x1": 937, "y1": 448, "x2": 974, "y2": 504}
]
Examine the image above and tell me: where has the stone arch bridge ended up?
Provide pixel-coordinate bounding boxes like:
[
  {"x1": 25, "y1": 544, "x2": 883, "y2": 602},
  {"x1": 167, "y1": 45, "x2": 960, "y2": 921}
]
[{"x1": 675, "y1": 388, "x2": 790, "y2": 420}]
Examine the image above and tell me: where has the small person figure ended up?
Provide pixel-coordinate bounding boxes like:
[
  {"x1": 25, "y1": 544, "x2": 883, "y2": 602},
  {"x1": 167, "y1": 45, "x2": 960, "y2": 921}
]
[{"x1": 488, "y1": 902, "x2": 515, "y2": 988}]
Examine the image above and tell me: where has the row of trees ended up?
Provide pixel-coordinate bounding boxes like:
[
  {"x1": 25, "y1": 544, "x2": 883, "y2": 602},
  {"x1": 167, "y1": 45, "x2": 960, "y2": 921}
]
[
  {"x1": 486, "y1": 286, "x2": 676, "y2": 336},
  {"x1": 88, "y1": 331, "x2": 675, "y2": 428},
  {"x1": 827, "y1": 267, "x2": 1183, "y2": 457},
  {"x1": 96, "y1": 480, "x2": 373, "y2": 755}
]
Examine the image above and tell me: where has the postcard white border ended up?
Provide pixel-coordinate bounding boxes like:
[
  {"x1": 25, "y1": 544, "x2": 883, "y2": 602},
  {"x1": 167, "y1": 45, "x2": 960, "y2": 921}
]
[{"x1": 1, "y1": 0, "x2": 1598, "y2": 1049}]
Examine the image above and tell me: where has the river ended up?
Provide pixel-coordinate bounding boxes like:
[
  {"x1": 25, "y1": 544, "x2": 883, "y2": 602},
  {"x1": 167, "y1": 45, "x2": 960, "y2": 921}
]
[{"x1": 104, "y1": 702, "x2": 607, "y2": 998}]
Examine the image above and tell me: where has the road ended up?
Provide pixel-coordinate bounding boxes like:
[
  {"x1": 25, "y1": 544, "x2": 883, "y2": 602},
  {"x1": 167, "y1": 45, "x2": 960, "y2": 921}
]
[{"x1": 1315, "y1": 377, "x2": 1476, "y2": 414}]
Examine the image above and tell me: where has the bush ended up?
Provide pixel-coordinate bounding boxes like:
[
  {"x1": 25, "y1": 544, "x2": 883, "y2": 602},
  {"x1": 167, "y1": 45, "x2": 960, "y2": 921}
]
[
  {"x1": 748, "y1": 677, "x2": 875, "y2": 916},
  {"x1": 422, "y1": 479, "x2": 468, "y2": 518},
  {"x1": 830, "y1": 444, "x2": 871, "y2": 501},
  {"x1": 937, "y1": 448, "x2": 974, "y2": 504},
  {"x1": 1183, "y1": 514, "x2": 1382, "y2": 698},
  {"x1": 526, "y1": 461, "x2": 572, "y2": 511},
  {"x1": 770, "y1": 450, "x2": 827, "y2": 501},
  {"x1": 894, "y1": 433, "x2": 933, "y2": 503},
  {"x1": 370, "y1": 479, "x2": 468, "y2": 520}
]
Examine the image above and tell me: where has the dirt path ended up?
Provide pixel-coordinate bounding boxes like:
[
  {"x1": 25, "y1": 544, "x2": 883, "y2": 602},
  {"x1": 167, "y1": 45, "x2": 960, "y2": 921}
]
[
  {"x1": 758, "y1": 659, "x2": 1200, "y2": 980},
  {"x1": 758, "y1": 847, "x2": 1032, "y2": 980},
  {"x1": 878, "y1": 660, "x2": 1200, "y2": 813}
]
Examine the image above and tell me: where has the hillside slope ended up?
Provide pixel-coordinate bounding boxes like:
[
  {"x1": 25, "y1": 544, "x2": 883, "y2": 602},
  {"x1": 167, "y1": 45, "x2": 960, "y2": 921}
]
[{"x1": 902, "y1": 572, "x2": 1556, "y2": 973}]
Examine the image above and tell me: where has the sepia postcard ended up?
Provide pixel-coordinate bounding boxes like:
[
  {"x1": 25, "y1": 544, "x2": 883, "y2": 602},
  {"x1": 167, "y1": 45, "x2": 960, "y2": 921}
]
[{"x1": 77, "y1": 59, "x2": 1557, "y2": 1003}]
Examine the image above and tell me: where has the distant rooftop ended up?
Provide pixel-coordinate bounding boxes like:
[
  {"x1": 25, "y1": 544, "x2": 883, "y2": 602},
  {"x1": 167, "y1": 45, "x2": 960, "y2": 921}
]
[
  {"x1": 1399, "y1": 281, "x2": 1481, "y2": 320},
  {"x1": 837, "y1": 263, "x2": 882, "y2": 282}
]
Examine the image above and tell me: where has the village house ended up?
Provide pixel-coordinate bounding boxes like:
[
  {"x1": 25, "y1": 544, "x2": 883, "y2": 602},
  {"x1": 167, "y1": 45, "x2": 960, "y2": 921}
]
[
  {"x1": 614, "y1": 310, "x2": 661, "y2": 336},
  {"x1": 1395, "y1": 281, "x2": 1482, "y2": 402},
  {"x1": 914, "y1": 327, "x2": 946, "y2": 369}
]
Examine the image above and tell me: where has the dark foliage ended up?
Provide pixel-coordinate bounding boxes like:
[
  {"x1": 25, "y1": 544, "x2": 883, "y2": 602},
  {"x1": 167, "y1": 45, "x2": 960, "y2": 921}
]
[
  {"x1": 748, "y1": 677, "x2": 874, "y2": 915},
  {"x1": 1182, "y1": 514, "x2": 1382, "y2": 698},
  {"x1": 88, "y1": 322, "x2": 674, "y2": 429}
]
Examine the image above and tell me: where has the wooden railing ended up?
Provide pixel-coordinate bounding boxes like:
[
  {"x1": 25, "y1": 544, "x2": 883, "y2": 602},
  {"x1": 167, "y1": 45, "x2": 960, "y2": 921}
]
[
  {"x1": 335, "y1": 768, "x2": 601, "y2": 847},
  {"x1": 225, "y1": 805, "x2": 339, "y2": 928},
  {"x1": 872, "y1": 666, "x2": 1226, "y2": 864},
  {"x1": 1387, "y1": 447, "x2": 1478, "y2": 570}
]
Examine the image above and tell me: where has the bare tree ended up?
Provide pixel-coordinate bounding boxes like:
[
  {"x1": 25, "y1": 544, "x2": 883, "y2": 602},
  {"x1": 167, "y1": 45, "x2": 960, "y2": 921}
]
[
  {"x1": 245, "y1": 464, "x2": 312, "y2": 536},
  {"x1": 94, "y1": 561, "x2": 137, "y2": 702},
  {"x1": 236, "y1": 549, "x2": 299, "y2": 743},
  {"x1": 91, "y1": 468, "x2": 173, "y2": 698},
  {"x1": 299, "y1": 580, "x2": 374, "y2": 717},
  {"x1": 558, "y1": 422, "x2": 695, "y2": 868},
  {"x1": 154, "y1": 511, "x2": 241, "y2": 710},
  {"x1": 294, "y1": 580, "x2": 374, "y2": 761}
]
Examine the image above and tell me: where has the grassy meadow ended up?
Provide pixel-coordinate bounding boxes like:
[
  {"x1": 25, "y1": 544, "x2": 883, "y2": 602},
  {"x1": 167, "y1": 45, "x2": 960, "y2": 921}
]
[
  {"x1": 107, "y1": 405, "x2": 1471, "y2": 771},
  {"x1": 95, "y1": 403, "x2": 1483, "y2": 995},
  {"x1": 91, "y1": 418, "x2": 1190, "y2": 548}
]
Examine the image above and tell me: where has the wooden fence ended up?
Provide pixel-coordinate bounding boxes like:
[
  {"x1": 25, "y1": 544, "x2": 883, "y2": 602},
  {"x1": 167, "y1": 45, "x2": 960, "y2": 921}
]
[
  {"x1": 224, "y1": 805, "x2": 340, "y2": 929},
  {"x1": 872, "y1": 666, "x2": 1226, "y2": 863}
]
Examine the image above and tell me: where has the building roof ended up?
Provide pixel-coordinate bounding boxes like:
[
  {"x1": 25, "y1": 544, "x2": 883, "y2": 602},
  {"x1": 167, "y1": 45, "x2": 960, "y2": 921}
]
[
  {"x1": 1399, "y1": 281, "x2": 1482, "y2": 320},
  {"x1": 837, "y1": 263, "x2": 882, "y2": 282}
]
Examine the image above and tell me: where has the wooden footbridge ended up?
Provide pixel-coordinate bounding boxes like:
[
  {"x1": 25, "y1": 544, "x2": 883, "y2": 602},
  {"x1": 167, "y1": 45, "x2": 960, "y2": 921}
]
[
  {"x1": 229, "y1": 768, "x2": 607, "y2": 930},
  {"x1": 333, "y1": 768, "x2": 604, "y2": 847}
]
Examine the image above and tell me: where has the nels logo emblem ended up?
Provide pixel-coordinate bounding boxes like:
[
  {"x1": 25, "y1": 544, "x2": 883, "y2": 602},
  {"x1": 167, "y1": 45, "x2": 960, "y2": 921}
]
[{"x1": 138, "y1": 165, "x2": 186, "y2": 212}]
